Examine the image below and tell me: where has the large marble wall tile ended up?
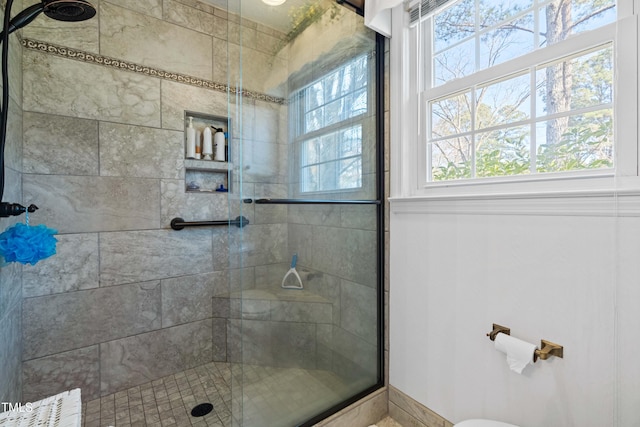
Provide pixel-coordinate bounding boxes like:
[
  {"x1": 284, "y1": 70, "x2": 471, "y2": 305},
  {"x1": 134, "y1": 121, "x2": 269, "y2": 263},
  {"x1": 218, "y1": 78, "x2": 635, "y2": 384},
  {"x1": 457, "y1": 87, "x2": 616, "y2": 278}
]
[
  {"x1": 160, "y1": 179, "x2": 230, "y2": 226},
  {"x1": 250, "y1": 183, "x2": 286, "y2": 224},
  {"x1": 271, "y1": 300, "x2": 332, "y2": 324},
  {"x1": 3, "y1": 170, "x2": 22, "y2": 214},
  {"x1": 23, "y1": 282, "x2": 161, "y2": 359},
  {"x1": 288, "y1": 205, "x2": 341, "y2": 227},
  {"x1": 161, "y1": 273, "x2": 220, "y2": 327},
  {"x1": 229, "y1": 267, "x2": 255, "y2": 293},
  {"x1": 24, "y1": 112, "x2": 99, "y2": 175},
  {"x1": 340, "y1": 204, "x2": 377, "y2": 231},
  {"x1": 289, "y1": 224, "x2": 376, "y2": 286},
  {"x1": 4, "y1": 99, "x2": 22, "y2": 173},
  {"x1": 23, "y1": 233, "x2": 99, "y2": 297},
  {"x1": 212, "y1": 318, "x2": 227, "y2": 361},
  {"x1": 23, "y1": 50, "x2": 161, "y2": 128},
  {"x1": 23, "y1": 175, "x2": 160, "y2": 233},
  {"x1": 7, "y1": 27, "x2": 22, "y2": 108},
  {"x1": 100, "y1": 320, "x2": 212, "y2": 394},
  {"x1": 100, "y1": 2, "x2": 213, "y2": 80},
  {"x1": 160, "y1": 80, "x2": 228, "y2": 131},
  {"x1": 229, "y1": 223, "x2": 287, "y2": 268},
  {"x1": 241, "y1": 100, "x2": 282, "y2": 144},
  {"x1": 325, "y1": 325, "x2": 377, "y2": 378},
  {"x1": 239, "y1": 319, "x2": 273, "y2": 366},
  {"x1": 238, "y1": 319, "x2": 319, "y2": 369},
  {"x1": 226, "y1": 318, "x2": 241, "y2": 363},
  {"x1": 164, "y1": 0, "x2": 226, "y2": 39},
  {"x1": 107, "y1": 0, "x2": 163, "y2": 18},
  {"x1": 210, "y1": 270, "x2": 230, "y2": 296},
  {"x1": 340, "y1": 280, "x2": 377, "y2": 345},
  {"x1": 226, "y1": 43, "x2": 287, "y2": 96},
  {"x1": 99, "y1": 229, "x2": 213, "y2": 286},
  {"x1": 316, "y1": 323, "x2": 333, "y2": 371},
  {"x1": 212, "y1": 228, "x2": 231, "y2": 272},
  {"x1": 212, "y1": 297, "x2": 230, "y2": 318},
  {"x1": 241, "y1": 139, "x2": 286, "y2": 184},
  {"x1": 212, "y1": 37, "x2": 228, "y2": 84},
  {"x1": 21, "y1": 1, "x2": 99, "y2": 53},
  {"x1": 0, "y1": 256, "x2": 22, "y2": 323},
  {"x1": 100, "y1": 122, "x2": 183, "y2": 179},
  {"x1": 22, "y1": 346, "x2": 100, "y2": 402},
  {"x1": 255, "y1": 29, "x2": 286, "y2": 59},
  {"x1": 0, "y1": 303, "x2": 22, "y2": 403},
  {"x1": 253, "y1": 263, "x2": 286, "y2": 289},
  {"x1": 176, "y1": 0, "x2": 215, "y2": 14}
]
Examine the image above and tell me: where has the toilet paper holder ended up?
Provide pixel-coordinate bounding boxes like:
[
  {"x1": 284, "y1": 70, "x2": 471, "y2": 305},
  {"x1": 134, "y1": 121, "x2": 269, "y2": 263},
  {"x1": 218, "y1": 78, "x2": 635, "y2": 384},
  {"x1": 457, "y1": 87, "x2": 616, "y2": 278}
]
[{"x1": 486, "y1": 323, "x2": 563, "y2": 363}]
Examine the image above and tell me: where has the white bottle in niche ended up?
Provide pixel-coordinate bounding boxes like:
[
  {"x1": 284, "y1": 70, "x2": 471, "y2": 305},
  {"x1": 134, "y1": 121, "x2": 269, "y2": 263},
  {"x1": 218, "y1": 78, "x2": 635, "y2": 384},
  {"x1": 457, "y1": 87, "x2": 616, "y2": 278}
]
[
  {"x1": 202, "y1": 126, "x2": 213, "y2": 160},
  {"x1": 214, "y1": 127, "x2": 226, "y2": 161},
  {"x1": 186, "y1": 116, "x2": 196, "y2": 159}
]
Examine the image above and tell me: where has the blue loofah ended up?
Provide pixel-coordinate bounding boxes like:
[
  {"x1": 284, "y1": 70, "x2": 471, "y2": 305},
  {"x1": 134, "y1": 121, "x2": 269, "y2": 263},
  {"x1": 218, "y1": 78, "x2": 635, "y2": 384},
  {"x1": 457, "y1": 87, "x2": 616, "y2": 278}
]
[{"x1": 0, "y1": 222, "x2": 58, "y2": 265}]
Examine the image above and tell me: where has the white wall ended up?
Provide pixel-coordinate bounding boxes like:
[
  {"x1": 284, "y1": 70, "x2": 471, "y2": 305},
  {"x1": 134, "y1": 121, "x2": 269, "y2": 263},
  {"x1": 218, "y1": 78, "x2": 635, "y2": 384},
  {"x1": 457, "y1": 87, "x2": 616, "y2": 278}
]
[{"x1": 389, "y1": 194, "x2": 640, "y2": 426}]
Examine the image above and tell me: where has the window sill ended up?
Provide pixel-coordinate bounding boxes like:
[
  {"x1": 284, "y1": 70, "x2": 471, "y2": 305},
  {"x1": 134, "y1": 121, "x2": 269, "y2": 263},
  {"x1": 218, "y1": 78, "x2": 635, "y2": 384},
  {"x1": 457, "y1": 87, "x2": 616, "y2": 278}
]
[{"x1": 390, "y1": 175, "x2": 640, "y2": 217}]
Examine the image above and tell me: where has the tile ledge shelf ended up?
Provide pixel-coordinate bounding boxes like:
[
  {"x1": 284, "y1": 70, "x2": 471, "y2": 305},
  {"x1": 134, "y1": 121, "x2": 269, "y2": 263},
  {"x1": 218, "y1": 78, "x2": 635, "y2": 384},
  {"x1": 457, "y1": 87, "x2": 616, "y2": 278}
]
[
  {"x1": 21, "y1": 38, "x2": 287, "y2": 106},
  {"x1": 185, "y1": 159, "x2": 230, "y2": 172}
]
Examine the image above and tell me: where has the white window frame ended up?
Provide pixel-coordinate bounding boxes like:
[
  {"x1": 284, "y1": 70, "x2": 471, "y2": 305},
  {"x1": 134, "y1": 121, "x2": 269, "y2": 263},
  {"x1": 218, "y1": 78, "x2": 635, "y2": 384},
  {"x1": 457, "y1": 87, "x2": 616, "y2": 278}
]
[{"x1": 389, "y1": 0, "x2": 639, "y2": 200}]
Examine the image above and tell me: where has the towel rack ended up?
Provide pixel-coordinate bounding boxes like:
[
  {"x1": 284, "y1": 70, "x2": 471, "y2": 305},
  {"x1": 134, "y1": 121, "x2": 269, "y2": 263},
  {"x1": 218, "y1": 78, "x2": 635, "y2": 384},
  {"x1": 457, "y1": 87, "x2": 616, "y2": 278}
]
[{"x1": 170, "y1": 216, "x2": 249, "y2": 230}]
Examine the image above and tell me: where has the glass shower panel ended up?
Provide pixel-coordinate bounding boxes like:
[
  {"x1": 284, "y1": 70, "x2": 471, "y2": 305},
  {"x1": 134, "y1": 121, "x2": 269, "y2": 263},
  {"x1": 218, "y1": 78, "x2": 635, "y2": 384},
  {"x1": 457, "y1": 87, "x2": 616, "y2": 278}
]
[
  {"x1": 224, "y1": 0, "x2": 382, "y2": 424},
  {"x1": 232, "y1": 202, "x2": 380, "y2": 427}
]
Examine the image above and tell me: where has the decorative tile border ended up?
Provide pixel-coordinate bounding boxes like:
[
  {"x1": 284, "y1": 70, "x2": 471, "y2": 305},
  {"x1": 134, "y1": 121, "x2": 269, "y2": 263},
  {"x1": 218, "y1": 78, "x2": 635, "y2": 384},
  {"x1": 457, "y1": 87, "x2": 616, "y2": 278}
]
[{"x1": 22, "y1": 39, "x2": 287, "y2": 105}]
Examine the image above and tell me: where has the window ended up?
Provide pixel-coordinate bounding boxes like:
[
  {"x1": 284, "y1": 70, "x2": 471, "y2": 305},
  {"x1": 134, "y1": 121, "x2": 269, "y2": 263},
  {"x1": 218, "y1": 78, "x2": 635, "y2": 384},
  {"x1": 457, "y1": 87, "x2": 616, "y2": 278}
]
[
  {"x1": 416, "y1": 0, "x2": 621, "y2": 185},
  {"x1": 290, "y1": 54, "x2": 369, "y2": 193}
]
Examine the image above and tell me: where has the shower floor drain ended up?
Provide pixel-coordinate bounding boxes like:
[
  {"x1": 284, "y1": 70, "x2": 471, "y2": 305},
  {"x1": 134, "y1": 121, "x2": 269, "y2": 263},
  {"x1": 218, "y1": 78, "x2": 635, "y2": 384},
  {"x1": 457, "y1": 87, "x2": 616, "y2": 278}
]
[{"x1": 191, "y1": 402, "x2": 214, "y2": 417}]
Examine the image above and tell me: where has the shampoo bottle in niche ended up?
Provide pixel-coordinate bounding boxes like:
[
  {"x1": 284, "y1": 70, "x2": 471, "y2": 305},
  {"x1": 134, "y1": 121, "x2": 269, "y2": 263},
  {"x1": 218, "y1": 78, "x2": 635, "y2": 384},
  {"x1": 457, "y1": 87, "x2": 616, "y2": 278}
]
[
  {"x1": 214, "y1": 127, "x2": 226, "y2": 161},
  {"x1": 202, "y1": 126, "x2": 213, "y2": 160},
  {"x1": 194, "y1": 130, "x2": 202, "y2": 159},
  {"x1": 186, "y1": 116, "x2": 196, "y2": 159}
]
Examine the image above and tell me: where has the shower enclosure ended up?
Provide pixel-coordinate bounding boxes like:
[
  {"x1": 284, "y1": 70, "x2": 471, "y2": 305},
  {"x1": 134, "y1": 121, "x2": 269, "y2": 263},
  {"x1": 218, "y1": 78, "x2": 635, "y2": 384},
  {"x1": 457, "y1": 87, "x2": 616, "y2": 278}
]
[
  {"x1": 223, "y1": 0, "x2": 384, "y2": 424},
  {"x1": 10, "y1": 0, "x2": 383, "y2": 426}
]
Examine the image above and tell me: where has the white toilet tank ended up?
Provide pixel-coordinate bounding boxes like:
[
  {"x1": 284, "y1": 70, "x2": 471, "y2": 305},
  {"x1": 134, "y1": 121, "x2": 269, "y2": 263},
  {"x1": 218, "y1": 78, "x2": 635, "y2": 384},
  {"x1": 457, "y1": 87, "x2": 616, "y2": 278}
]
[{"x1": 455, "y1": 419, "x2": 520, "y2": 427}]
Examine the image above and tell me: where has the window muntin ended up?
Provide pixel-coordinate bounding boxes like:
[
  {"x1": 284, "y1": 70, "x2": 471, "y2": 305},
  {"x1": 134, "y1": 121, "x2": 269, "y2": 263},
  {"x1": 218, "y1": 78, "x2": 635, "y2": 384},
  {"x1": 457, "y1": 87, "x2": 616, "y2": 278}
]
[
  {"x1": 431, "y1": 0, "x2": 615, "y2": 87},
  {"x1": 300, "y1": 125, "x2": 363, "y2": 192},
  {"x1": 424, "y1": 0, "x2": 615, "y2": 184},
  {"x1": 293, "y1": 54, "x2": 369, "y2": 193}
]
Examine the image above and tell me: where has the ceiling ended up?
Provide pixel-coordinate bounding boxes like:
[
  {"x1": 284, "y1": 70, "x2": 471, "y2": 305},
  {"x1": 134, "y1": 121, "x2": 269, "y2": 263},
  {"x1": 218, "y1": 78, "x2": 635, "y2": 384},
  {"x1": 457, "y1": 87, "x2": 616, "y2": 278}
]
[
  {"x1": 200, "y1": 0, "x2": 315, "y2": 33},
  {"x1": 198, "y1": 0, "x2": 363, "y2": 33}
]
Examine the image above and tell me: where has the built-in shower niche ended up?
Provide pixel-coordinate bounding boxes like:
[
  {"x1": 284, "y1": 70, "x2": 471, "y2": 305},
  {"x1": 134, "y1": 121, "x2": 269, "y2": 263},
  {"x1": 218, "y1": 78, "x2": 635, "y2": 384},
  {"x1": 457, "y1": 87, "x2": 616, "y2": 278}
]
[{"x1": 184, "y1": 110, "x2": 231, "y2": 193}]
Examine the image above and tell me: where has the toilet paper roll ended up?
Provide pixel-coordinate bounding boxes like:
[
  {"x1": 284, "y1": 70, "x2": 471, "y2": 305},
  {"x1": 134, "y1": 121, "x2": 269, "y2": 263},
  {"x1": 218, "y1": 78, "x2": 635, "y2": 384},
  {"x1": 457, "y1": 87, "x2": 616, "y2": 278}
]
[{"x1": 494, "y1": 333, "x2": 537, "y2": 374}]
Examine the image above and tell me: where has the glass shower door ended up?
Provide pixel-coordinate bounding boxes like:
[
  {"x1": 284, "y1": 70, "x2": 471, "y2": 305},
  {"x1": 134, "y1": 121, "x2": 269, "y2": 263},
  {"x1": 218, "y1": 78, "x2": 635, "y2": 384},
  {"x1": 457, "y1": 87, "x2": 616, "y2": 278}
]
[{"x1": 224, "y1": 0, "x2": 383, "y2": 424}]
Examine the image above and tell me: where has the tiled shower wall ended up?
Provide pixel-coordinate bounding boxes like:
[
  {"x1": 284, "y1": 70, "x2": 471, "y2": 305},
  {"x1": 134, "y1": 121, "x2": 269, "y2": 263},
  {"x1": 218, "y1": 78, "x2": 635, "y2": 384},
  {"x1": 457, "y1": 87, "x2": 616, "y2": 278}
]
[
  {"x1": 0, "y1": 0, "x2": 25, "y2": 404},
  {"x1": 19, "y1": 0, "x2": 289, "y2": 403}
]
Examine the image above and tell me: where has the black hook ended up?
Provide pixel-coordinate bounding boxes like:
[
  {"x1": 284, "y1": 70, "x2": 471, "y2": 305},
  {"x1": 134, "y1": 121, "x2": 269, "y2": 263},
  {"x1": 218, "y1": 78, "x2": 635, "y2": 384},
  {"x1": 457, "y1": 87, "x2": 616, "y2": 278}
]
[{"x1": 0, "y1": 202, "x2": 38, "y2": 217}]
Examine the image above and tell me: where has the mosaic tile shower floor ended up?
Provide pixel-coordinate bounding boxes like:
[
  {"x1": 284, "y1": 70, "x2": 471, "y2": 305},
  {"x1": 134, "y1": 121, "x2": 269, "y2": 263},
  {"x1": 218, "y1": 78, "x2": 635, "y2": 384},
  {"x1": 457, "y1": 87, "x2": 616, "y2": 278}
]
[{"x1": 82, "y1": 361, "x2": 360, "y2": 427}]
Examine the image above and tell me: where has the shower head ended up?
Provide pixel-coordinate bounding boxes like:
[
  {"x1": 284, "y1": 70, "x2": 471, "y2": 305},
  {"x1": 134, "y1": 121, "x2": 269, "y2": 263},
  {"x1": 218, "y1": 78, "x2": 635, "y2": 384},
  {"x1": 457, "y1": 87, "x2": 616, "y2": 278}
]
[
  {"x1": 0, "y1": 0, "x2": 96, "y2": 39},
  {"x1": 42, "y1": 0, "x2": 96, "y2": 22}
]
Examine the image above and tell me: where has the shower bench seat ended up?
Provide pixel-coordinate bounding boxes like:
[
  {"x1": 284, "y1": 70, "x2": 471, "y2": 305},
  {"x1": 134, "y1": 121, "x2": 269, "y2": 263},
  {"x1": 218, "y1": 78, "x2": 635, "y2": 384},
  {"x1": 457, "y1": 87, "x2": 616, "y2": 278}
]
[
  {"x1": 217, "y1": 288, "x2": 333, "y2": 324},
  {"x1": 213, "y1": 288, "x2": 335, "y2": 368}
]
